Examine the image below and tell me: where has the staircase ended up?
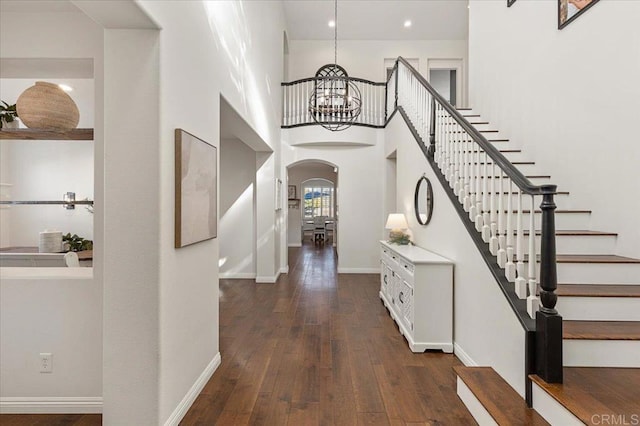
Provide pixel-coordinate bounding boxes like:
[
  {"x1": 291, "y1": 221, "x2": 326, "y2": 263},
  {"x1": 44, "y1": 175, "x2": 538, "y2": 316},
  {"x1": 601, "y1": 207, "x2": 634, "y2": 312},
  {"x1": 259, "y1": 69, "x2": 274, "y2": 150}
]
[
  {"x1": 437, "y1": 106, "x2": 640, "y2": 424},
  {"x1": 282, "y1": 56, "x2": 640, "y2": 424}
]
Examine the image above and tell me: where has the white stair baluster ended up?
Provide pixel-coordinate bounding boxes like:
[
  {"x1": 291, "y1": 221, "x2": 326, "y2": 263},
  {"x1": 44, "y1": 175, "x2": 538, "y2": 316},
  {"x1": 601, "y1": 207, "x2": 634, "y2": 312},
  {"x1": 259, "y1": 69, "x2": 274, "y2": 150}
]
[
  {"x1": 473, "y1": 146, "x2": 483, "y2": 227},
  {"x1": 515, "y1": 190, "x2": 527, "y2": 298},
  {"x1": 481, "y1": 153, "x2": 491, "y2": 240},
  {"x1": 453, "y1": 122, "x2": 460, "y2": 194},
  {"x1": 489, "y1": 162, "x2": 499, "y2": 254},
  {"x1": 468, "y1": 142, "x2": 477, "y2": 220},
  {"x1": 497, "y1": 170, "x2": 507, "y2": 267},
  {"x1": 505, "y1": 179, "x2": 516, "y2": 282},
  {"x1": 527, "y1": 195, "x2": 540, "y2": 317}
]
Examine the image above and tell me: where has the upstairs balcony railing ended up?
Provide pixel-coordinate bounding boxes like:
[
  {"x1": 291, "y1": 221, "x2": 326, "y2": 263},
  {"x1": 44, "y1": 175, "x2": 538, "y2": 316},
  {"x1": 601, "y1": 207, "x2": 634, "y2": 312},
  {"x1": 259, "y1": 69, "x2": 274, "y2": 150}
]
[
  {"x1": 281, "y1": 76, "x2": 387, "y2": 128},
  {"x1": 282, "y1": 57, "x2": 562, "y2": 398}
]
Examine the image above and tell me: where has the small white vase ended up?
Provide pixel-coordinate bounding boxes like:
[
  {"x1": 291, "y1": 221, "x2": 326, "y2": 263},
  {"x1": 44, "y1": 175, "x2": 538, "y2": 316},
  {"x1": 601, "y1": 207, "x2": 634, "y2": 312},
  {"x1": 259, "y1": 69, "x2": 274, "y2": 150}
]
[{"x1": 2, "y1": 119, "x2": 19, "y2": 129}]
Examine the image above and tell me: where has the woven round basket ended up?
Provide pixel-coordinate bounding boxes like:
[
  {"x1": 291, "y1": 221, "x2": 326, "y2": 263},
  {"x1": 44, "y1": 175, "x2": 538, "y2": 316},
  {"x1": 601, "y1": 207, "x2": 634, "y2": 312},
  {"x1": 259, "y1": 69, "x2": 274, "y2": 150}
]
[{"x1": 16, "y1": 81, "x2": 80, "y2": 131}]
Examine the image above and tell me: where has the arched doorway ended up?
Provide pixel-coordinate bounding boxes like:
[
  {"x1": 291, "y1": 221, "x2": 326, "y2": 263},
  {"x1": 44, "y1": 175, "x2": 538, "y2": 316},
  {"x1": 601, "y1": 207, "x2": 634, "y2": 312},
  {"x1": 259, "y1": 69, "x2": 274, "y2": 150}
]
[{"x1": 287, "y1": 160, "x2": 338, "y2": 256}]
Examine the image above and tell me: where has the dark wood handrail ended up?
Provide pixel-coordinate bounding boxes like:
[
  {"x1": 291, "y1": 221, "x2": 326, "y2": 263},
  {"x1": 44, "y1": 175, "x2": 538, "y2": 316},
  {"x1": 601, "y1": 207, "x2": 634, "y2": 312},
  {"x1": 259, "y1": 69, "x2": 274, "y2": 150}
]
[
  {"x1": 395, "y1": 57, "x2": 555, "y2": 197},
  {"x1": 282, "y1": 75, "x2": 386, "y2": 87}
]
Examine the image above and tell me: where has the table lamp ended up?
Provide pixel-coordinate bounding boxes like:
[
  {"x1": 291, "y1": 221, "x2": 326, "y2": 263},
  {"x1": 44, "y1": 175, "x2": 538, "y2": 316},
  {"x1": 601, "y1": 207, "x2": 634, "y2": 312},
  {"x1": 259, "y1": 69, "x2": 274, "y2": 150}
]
[{"x1": 385, "y1": 213, "x2": 410, "y2": 245}]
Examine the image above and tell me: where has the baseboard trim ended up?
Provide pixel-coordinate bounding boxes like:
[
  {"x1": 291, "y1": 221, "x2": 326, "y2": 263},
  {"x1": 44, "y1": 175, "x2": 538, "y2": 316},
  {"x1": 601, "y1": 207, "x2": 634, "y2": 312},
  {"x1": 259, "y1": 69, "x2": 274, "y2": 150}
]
[
  {"x1": 163, "y1": 352, "x2": 221, "y2": 426},
  {"x1": 337, "y1": 267, "x2": 380, "y2": 274},
  {"x1": 288, "y1": 243, "x2": 302, "y2": 247},
  {"x1": 219, "y1": 272, "x2": 256, "y2": 279},
  {"x1": 280, "y1": 266, "x2": 289, "y2": 274},
  {"x1": 256, "y1": 275, "x2": 278, "y2": 283},
  {"x1": 454, "y1": 343, "x2": 478, "y2": 367},
  {"x1": 0, "y1": 397, "x2": 102, "y2": 414}
]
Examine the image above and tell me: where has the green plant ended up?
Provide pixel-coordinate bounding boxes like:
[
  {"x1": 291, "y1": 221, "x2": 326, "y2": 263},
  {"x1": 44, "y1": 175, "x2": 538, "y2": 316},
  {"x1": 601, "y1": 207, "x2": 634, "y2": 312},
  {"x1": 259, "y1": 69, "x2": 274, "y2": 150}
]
[
  {"x1": 63, "y1": 233, "x2": 93, "y2": 252},
  {"x1": 0, "y1": 101, "x2": 18, "y2": 128}
]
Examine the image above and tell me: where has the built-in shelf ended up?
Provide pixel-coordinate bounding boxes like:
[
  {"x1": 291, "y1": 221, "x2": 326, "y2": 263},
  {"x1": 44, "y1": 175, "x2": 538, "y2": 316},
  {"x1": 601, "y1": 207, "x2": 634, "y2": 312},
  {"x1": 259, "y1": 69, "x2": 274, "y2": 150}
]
[
  {"x1": 288, "y1": 198, "x2": 300, "y2": 209},
  {"x1": 0, "y1": 200, "x2": 93, "y2": 206},
  {"x1": 0, "y1": 128, "x2": 94, "y2": 140}
]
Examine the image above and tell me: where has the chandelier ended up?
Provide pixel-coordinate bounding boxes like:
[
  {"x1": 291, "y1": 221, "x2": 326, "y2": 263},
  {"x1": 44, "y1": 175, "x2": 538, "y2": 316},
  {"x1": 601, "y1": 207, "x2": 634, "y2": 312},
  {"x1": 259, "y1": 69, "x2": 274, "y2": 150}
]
[{"x1": 308, "y1": 0, "x2": 361, "y2": 131}]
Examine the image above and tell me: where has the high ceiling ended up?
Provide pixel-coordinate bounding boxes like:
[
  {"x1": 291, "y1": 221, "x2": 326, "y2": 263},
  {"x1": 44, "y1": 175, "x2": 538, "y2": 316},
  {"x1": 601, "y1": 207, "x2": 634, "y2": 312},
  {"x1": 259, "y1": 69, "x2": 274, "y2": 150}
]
[
  {"x1": 283, "y1": 0, "x2": 469, "y2": 41},
  {"x1": 0, "y1": 0, "x2": 469, "y2": 41}
]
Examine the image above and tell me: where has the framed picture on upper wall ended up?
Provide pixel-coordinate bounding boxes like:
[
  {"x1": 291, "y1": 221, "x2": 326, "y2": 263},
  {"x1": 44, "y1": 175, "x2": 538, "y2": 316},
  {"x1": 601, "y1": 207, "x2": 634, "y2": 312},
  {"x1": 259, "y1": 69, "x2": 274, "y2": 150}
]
[
  {"x1": 175, "y1": 128, "x2": 218, "y2": 248},
  {"x1": 559, "y1": 0, "x2": 600, "y2": 29}
]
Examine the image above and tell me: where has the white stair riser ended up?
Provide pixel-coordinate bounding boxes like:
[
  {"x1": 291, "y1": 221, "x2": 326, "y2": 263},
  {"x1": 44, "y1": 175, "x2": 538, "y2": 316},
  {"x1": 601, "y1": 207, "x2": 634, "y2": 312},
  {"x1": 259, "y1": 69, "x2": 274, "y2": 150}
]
[
  {"x1": 521, "y1": 234, "x2": 617, "y2": 256},
  {"x1": 564, "y1": 340, "x2": 640, "y2": 367},
  {"x1": 476, "y1": 176, "x2": 552, "y2": 186},
  {"x1": 554, "y1": 263, "x2": 640, "y2": 285},
  {"x1": 509, "y1": 212, "x2": 591, "y2": 230},
  {"x1": 522, "y1": 262, "x2": 640, "y2": 284},
  {"x1": 456, "y1": 377, "x2": 499, "y2": 426},
  {"x1": 557, "y1": 297, "x2": 640, "y2": 321},
  {"x1": 532, "y1": 383, "x2": 584, "y2": 426},
  {"x1": 461, "y1": 151, "x2": 527, "y2": 162}
]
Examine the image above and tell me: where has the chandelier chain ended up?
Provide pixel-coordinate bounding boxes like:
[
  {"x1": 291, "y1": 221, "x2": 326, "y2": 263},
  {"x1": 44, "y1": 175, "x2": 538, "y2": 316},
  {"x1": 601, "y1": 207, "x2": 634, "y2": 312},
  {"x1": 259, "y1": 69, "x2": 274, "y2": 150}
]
[{"x1": 334, "y1": 0, "x2": 337, "y2": 68}]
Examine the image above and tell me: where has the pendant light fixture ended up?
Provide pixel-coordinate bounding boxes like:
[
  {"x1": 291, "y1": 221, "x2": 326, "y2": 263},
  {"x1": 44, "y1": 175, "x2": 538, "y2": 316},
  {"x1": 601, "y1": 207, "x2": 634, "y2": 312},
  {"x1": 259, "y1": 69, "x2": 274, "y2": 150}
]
[{"x1": 308, "y1": 0, "x2": 362, "y2": 131}]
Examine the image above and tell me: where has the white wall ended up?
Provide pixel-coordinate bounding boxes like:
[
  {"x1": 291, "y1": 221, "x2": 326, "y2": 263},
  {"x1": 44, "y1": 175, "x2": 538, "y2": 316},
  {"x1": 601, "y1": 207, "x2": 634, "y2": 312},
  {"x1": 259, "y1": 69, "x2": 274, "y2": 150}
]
[
  {"x1": 220, "y1": 138, "x2": 256, "y2": 278},
  {"x1": 468, "y1": 0, "x2": 640, "y2": 258},
  {"x1": 286, "y1": 163, "x2": 336, "y2": 246},
  {"x1": 288, "y1": 39, "x2": 468, "y2": 105},
  {"x1": 135, "y1": 1, "x2": 286, "y2": 423},
  {"x1": 0, "y1": 270, "x2": 101, "y2": 411},
  {"x1": 283, "y1": 127, "x2": 385, "y2": 273},
  {"x1": 1, "y1": 140, "x2": 93, "y2": 247},
  {"x1": 385, "y1": 113, "x2": 527, "y2": 396},
  {"x1": 0, "y1": 7, "x2": 103, "y2": 412}
]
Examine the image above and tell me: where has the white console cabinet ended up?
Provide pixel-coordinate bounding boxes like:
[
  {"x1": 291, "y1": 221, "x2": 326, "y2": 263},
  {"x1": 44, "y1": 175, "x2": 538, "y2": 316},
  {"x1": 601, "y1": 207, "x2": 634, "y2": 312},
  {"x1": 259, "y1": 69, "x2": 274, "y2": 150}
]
[{"x1": 380, "y1": 241, "x2": 453, "y2": 353}]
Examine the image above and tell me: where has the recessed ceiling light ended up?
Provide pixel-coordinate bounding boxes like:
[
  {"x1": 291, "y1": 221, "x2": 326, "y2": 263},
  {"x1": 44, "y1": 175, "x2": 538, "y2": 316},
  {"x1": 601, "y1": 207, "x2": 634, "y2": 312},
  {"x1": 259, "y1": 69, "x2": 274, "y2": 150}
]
[
  {"x1": 328, "y1": 20, "x2": 335, "y2": 28},
  {"x1": 404, "y1": 20, "x2": 412, "y2": 28},
  {"x1": 58, "y1": 84, "x2": 73, "y2": 92}
]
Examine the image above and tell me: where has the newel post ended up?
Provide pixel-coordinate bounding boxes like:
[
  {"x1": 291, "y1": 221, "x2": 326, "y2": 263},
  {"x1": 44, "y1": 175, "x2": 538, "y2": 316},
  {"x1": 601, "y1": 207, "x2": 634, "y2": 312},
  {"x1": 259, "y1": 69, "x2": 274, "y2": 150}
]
[
  {"x1": 428, "y1": 97, "x2": 436, "y2": 158},
  {"x1": 536, "y1": 185, "x2": 563, "y2": 383}
]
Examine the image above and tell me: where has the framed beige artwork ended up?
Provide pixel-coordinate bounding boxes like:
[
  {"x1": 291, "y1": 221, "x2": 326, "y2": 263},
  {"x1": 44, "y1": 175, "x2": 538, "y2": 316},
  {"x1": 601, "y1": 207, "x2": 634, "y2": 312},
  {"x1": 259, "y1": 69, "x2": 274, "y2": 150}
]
[{"x1": 175, "y1": 129, "x2": 217, "y2": 248}]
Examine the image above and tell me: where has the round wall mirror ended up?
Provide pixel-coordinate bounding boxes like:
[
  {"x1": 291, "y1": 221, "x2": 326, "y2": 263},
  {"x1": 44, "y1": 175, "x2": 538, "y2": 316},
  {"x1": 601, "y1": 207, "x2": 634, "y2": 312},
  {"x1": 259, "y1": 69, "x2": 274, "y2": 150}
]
[{"x1": 414, "y1": 176, "x2": 433, "y2": 225}]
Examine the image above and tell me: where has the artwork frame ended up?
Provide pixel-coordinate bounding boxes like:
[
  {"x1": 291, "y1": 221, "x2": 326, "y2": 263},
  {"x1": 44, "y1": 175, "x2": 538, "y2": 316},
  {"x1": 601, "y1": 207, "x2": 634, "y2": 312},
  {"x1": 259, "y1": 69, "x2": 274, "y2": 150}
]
[
  {"x1": 175, "y1": 128, "x2": 217, "y2": 248},
  {"x1": 288, "y1": 185, "x2": 297, "y2": 200},
  {"x1": 558, "y1": 0, "x2": 599, "y2": 29}
]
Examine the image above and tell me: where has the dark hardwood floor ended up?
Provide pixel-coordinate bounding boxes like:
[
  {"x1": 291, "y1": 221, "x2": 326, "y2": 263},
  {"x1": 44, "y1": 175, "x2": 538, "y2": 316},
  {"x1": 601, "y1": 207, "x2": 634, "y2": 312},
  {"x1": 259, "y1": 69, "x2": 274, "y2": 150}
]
[
  {"x1": 0, "y1": 242, "x2": 474, "y2": 425},
  {"x1": 181, "y1": 242, "x2": 474, "y2": 425}
]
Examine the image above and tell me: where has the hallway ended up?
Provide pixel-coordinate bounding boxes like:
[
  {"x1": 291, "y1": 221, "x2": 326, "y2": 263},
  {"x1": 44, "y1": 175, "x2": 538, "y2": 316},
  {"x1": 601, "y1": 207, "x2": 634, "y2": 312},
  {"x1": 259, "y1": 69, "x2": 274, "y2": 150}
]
[{"x1": 181, "y1": 242, "x2": 474, "y2": 425}]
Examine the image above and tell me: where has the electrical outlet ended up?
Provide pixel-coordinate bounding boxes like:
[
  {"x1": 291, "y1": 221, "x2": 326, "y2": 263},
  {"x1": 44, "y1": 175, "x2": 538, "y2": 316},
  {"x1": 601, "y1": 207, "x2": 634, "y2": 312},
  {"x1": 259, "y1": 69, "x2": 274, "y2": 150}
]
[{"x1": 40, "y1": 353, "x2": 52, "y2": 373}]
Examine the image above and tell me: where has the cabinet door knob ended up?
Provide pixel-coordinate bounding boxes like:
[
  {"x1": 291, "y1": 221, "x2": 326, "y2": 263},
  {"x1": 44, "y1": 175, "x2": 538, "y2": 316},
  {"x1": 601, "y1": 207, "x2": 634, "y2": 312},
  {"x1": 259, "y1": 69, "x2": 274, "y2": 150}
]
[{"x1": 399, "y1": 291, "x2": 404, "y2": 303}]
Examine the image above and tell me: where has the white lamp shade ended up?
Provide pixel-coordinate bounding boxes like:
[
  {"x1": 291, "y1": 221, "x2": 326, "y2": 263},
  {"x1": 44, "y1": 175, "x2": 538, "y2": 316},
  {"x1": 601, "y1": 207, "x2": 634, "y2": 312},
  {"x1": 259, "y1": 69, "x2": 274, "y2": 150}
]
[{"x1": 385, "y1": 213, "x2": 408, "y2": 230}]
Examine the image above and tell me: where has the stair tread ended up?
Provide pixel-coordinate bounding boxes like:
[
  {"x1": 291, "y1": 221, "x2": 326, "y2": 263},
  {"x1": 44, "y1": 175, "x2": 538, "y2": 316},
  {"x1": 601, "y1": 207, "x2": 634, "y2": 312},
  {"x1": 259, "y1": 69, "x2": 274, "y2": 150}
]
[
  {"x1": 557, "y1": 254, "x2": 640, "y2": 264},
  {"x1": 473, "y1": 161, "x2": 535, "y2": 165},
  {"x1": 557, "y1": 284, "x2": 640, "y2": 297},
  {"x1": 455, "y1": 366, "x2": 549, "y2": 425},
  {"x1": 508, "y1": 209, "x2": 591, "y2": 214},
  {"x1": 519, "y1": 230, "x2": 617, "y2": 236},
  {"x1": 525, "y1": 254, "x2": 640, "y2": 263},
  {"x1": 484, "y1": 175, "x2": 551, "y2": 179},
  {"x1": 563, "y1": 320, "x2": 640, "y2": 340},
  {"x1": 530, "y1": 367, "x2": 640, "y2": 425}
]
